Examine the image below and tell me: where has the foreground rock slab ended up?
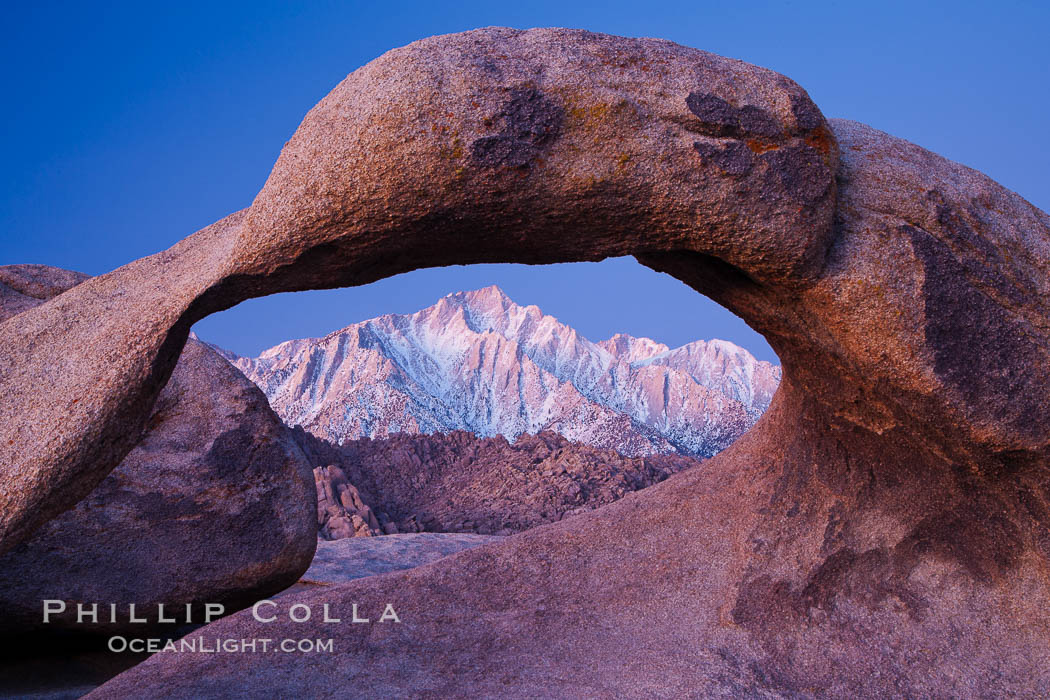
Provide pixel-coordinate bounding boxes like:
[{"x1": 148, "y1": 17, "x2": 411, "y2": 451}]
[{"x1": 281, "y1": 533, "x2": 502, "y2": 597}]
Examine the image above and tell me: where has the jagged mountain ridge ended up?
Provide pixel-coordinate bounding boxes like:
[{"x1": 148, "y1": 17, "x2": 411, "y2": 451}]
[{"x1": 217, "y1": 286, "x2": 780, "y2": 457}]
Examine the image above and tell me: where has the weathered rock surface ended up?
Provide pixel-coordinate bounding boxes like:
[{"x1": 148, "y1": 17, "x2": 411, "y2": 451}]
[
  {"x1": 0, "y1": 264, "x2": 90, "y2": 322},
  {"x1": 314, "y1": 464, "x2": 384, "y2": 538},
  {"x1": 285, "y1": 533, "x2": 502, "y2": 594},
  {"x1": 0, "y1": 267, "x2": 317, "y2": 635},
  {"x1": 0, "y1": 212, "x2": 247, "y2": 554},
  {"x1": 0, "y1": 26, "x2": 1044, "y2": 697},
  {"x1": 298, "y1": 429, "x2": 699, "y2": 536},
  {"x1": 225, "y1": 285, "x2": 778, "y2": 458}
]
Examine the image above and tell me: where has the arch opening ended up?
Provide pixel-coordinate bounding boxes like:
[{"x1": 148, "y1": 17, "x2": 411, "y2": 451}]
[{"x1": 192, "y1": 256, "x2": 783, "y2": 538}]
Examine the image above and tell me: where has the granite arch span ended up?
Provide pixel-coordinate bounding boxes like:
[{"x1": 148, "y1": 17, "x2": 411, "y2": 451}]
[
  {"x1": 0, "y1": 27, "x2": 839, "y2": 553},
  {"x1": 0, "y1": 28, "x2": 1047, "y2": 695}
]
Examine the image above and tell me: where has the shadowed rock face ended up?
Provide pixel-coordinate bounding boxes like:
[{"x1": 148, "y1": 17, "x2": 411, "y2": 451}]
[
  {"x1": 0, "y1": 26, "x2": 1045, "y2": 696},
  {"x1": 0, "y1": 267, "x2": 316, "y2": 635},
  {"x1": 297, "y1": 429, "x2": 700, "y2": 536}
]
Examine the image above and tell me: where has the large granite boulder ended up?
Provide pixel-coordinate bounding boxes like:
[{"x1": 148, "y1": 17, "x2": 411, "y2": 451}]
[
  {"x1": 0, "y1": 27, "x2": 1046, "y2": 696},
  {"x1": 0, "y1": 266, "x2": 316, "y2": 635},
  {"x1": 0, "y1": 212, "x2": 247, "y2": 554}
]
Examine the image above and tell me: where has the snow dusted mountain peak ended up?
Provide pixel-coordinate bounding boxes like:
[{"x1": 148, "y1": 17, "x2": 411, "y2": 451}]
[
  {"x1": 598, "y1": 333, "x2": 671, "y2": 365},
  {"x1": 455, "y1": 284, "x2": 514, "y2": 307},
  {"x1": 442, "y1": 285, "x2": 548, "y2": 338},
  {"x1": 219, "y1": 288, "x2": 781, "y2": 457}
]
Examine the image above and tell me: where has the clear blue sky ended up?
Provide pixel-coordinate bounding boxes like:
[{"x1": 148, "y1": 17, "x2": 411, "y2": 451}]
[{"x1": 3, "y1": 2, "x2": 1047, "y2": 362}]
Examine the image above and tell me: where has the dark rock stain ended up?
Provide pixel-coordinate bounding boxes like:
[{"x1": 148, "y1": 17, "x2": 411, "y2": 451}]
[
  {"x1": 789, "y1": 92, "x2": 824, "y2": 131},
  {"x1": 692, "y1": 140, "x2": 754, "y2": 177},
  {"x1": 202, "y1": 426, "x2": 287, "y2": 481},
  {"x1": 759, "y1": 144, "x2": 833, "y2": 203},
  {"x1": 471, "y1": 87, "x2": 564, "y2": 168},
  {"x1": 132, "y1": 491, "x2": 203, "y2": 520},
  {"x1": 820, "y1": 501, "x2": 846, "y2": 554},
  {"x1": 737, "y1": 105, "x2": 782, "y2": 139},
  {"x1": 684, "y1": 92, "x2": 835, "y2": 199},
  {"x1": 685, "y1": 92, "x2": 782, "y2": 140},
  {"x1": 685, "y1": 93, "x2": 738, "y2": 137},
  {"x1": 1017, "y1": 484, "x2": 1050, "y2": 559},
  {"x1": 923, "y1": 190, "x2": 1026, "y2": 306},
  {"x1": 904, "y1": 224, "x2": 1049, "y2": 439},
  {"x1": 893, "y1": 494, "x2": 1023, "y2": 584},
  {"x1": 732, "y1": 543, "x2": 931, "y2": 633}
]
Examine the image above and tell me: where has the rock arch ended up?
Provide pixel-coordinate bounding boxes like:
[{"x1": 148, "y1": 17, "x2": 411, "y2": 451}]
[{"x1": 0, "y1": 28, "x2": 1047, "y2": 695}]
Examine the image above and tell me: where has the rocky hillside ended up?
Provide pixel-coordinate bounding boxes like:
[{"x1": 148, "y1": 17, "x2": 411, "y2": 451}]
[
  {"x1": 219, "y1": 286, "x2": 779, "y2": 457},
  {"x1": 295, "y1": 428, "x2": 700, "y2": 536}
]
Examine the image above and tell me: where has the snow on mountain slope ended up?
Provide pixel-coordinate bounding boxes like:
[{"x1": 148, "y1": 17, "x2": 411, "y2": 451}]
[{"x1": 218, "y1": 286, "x2": 780, "y2": 457}]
